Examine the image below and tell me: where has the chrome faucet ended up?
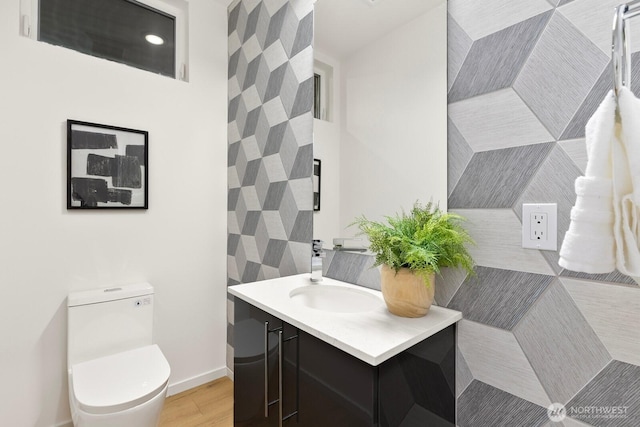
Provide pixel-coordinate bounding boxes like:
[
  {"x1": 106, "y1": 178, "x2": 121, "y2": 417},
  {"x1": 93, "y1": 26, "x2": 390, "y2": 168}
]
[{"x1": 311, "y1": 239, "x2": 325, "y2": 282}]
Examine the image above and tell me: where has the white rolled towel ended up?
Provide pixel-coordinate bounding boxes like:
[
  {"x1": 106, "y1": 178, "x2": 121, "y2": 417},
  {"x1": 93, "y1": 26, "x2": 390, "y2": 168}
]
[
  {"x1": 613, "y1": 88, "x2": 640, "y2": 284},
  {"x1": 559, "y1": 177, "x2": 615, "y2": 274}
]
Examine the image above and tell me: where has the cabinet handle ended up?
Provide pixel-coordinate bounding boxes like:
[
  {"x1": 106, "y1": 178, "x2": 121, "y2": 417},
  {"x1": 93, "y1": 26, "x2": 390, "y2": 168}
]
[
  {"x1": 267, "y1": 323, "x2": 298, "y2": 424},
  {"x1": 281, "y1": 332, "x2": 299, "y2": 425},
  {"x1": 278, "y1": 330, "x2": 283, "y2": 427},
  {"x1": 264, "y1": 321, "x2": 269, "y2": 418},
  {"x1": 265, "y1": 322, "x2": 283, "y2": 419}
]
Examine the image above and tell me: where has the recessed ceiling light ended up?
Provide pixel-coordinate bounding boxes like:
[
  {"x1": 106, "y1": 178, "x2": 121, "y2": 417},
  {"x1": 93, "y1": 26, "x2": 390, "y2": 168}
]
[{"x1": 145, "y1": 34, "x2": 164, "y2": 45}]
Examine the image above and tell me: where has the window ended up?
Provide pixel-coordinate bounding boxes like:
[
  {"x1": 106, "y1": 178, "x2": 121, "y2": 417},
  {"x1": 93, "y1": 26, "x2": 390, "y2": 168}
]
[
  {"x1": 313, "y1": 73, "x2": 322, "y2": 120},
  {"x1": 20, "y1": 0, "x2": 188, "y2": 80},
  {"x1": 313, "y1": 60, "x2": 333, "y2": 122}
]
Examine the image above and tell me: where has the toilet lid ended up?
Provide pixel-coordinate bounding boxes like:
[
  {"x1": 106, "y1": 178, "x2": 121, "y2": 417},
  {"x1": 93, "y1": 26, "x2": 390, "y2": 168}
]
[{"x1": 71, "y1": 344, "x2": 170, "y2": 414}]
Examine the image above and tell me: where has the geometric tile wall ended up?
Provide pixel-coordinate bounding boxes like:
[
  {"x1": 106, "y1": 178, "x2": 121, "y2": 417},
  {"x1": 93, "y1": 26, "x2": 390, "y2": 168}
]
[
  {"x1": 321, "y1": 253, "x2": 639, "y2": 424},
  {"x1": 224, "y1": 2, "x2": 640, "y2": 425},
  {"x1": 447, "y1": 0, "x2": 640, "y2": 425},
  {"x1": 227, "y1": 0, "x2": 314, "y2": 367},
  {"x1": 227, "y1": 0, "x2": 314, "y2": 285}
]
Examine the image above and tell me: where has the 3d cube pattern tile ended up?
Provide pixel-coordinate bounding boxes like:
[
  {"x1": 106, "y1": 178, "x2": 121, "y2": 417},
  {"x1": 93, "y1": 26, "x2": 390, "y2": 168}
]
[
  {"x1": 322, "y1": 250, "x2": 381, "y2": 291},
  {"x1": 227, "y1": 0, "x2": 313, "y2": 287},
  {"x1": 225, "y1": 1, "x2": 640, "y2": 425},
  {"x1": 449, "y1": 3, "x2": 640, "y2": 426}
]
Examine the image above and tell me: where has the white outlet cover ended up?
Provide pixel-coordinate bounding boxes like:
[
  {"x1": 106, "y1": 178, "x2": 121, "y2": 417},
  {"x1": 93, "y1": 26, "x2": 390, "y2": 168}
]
[{"x1": 522, "y1": 203, "x2": 558, "y2": 251}]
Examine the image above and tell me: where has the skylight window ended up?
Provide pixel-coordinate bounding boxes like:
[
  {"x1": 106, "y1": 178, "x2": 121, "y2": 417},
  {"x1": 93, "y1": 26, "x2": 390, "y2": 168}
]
[{"x1": 21, "y1": 0, "x2": 188, "y2": 80}]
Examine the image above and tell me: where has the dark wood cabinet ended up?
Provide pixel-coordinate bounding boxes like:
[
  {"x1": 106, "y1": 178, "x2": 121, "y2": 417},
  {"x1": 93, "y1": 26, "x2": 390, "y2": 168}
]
[
  {"x1": 234, "y1": 298, "x2": 456, "y2": 426},
  {"x1": 233, "y1": 300, "x2": 298, "y2": 427}
]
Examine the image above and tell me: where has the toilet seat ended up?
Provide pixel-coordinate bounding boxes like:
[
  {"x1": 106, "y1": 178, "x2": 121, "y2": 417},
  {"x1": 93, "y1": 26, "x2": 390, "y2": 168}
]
[{"x1": 70, "y1": 344, "x2": 170, "y2": 415}]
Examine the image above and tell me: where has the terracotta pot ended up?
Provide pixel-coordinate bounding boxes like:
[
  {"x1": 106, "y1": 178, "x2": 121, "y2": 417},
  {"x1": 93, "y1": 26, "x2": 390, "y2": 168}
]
[{"x1": 380, "y1": 264, "x2": 435, "y2": 318}]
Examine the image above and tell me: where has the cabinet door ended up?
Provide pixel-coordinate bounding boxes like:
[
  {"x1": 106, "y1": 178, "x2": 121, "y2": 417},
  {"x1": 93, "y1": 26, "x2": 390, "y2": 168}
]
[
  {"x1": 379, "y1": 325, "x2": 456, "y2": 427},
  {"x1": 234, "y1": 299, "x2": 300, "y2": 427},
  {"x1": 234, "y1": 299, "x2": 281, "y2": 427},
  {"x1": 297, "y1": 330, "x2": 377, "y2": 427}
]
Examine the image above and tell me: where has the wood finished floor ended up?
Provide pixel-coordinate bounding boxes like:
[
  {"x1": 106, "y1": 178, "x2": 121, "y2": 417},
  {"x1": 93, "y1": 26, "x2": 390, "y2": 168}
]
[{"x1": 160, "y1": 377, "x2": 233, "y2": 427}]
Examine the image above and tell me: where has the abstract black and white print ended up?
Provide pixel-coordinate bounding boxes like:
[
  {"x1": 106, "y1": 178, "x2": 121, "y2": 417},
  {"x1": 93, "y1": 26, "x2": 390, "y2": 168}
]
[
  {"x1": 313, "y1": 158, "x2": 321, "y2": 211},
  {"x1": 67, "y1": 120, "x2": 148, "y2": 209}
]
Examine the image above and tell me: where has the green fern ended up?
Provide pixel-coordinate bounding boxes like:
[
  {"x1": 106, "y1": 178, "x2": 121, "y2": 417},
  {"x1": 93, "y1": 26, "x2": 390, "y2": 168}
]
[{"x1": 352, "y1": 202, "x2": 475, "y2": 282}]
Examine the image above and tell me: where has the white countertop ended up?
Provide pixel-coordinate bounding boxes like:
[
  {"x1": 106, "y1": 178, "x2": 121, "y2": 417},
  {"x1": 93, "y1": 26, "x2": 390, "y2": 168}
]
[{"x1": 228, "y1": 274, "x2": 462, "y2": 366}]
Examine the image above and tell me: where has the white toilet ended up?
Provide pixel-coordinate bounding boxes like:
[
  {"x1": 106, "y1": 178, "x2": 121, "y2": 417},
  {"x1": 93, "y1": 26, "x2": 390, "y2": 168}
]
[{"x1": 67, "y1": 283, "x2": 171, "y2": 427}]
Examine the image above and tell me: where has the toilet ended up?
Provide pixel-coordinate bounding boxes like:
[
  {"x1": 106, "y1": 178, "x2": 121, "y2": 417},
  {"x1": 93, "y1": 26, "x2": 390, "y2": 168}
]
[{"x1": 67, "y1": 283, "x2": 171, "y2": 427}]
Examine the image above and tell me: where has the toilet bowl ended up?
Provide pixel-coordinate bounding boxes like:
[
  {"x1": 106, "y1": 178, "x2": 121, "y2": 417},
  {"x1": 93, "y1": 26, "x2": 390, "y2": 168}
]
[
  {"x1": 69, "y1": 345, "x2": 170, "y2": 427},
  {"x1": 67, "y1": 283, "x2": 170, "y2": 427}
]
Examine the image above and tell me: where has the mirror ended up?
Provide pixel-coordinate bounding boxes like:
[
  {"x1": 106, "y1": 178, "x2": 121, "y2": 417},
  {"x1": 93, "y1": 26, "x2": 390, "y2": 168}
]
[{"x1": 312, "y1": 0, "x2": 448, "y2": 246}]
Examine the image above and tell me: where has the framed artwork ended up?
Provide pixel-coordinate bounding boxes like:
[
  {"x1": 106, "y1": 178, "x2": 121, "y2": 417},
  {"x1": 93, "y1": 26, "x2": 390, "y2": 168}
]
[
  {"x1": 67, "y1": 120, "x2": 148, "y2": 209},
  {"x1": 313, "y1": 158, "x2": 321, "y2": 211}
]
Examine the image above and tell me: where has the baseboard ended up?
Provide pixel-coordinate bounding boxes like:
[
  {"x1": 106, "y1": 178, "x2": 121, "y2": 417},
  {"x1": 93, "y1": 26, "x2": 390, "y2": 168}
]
[
  {"x1": 167, "y1": 366, "x2": 229, "y2": 396},
  {"x1": 227, "y1": 365, "x2": 234, "y2": 381}
]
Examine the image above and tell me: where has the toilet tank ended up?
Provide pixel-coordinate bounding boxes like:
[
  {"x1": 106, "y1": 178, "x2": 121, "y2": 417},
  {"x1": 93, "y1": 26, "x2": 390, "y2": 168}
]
[{"x1": 68, "y1": 283, "x2": 155, "y2": 367}]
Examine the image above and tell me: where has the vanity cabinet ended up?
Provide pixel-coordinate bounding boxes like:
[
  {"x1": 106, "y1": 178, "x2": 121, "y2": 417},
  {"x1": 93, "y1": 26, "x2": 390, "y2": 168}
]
[
  {"x1": 233, "y1": 298, "x2": 456, "y2": 427},
  {"x1": 233, "y1": 300, "x2": 299, "y2": 427}
]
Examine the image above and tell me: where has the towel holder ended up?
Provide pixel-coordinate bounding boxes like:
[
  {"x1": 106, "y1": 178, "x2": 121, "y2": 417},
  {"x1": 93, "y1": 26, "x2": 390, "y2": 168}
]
[{"x1": 613, "y1": 1, "x2": 640, "y2": 97}]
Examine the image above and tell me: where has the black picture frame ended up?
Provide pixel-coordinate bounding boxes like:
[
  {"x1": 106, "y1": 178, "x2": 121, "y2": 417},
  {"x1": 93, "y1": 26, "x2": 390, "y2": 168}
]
[
  {"x1": 67, "y1": 120, "x2": 148, "y2": 209},
  {"x1": 313, "y1": 158, "x2": 321, "y2": 211}
]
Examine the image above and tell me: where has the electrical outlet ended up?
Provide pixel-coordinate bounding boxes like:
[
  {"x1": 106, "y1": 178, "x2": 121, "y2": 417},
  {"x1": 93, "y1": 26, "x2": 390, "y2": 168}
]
[
  {"x1": 530, "y1": 212, "x2": 548, "y2": 241},
  {"x1": 522, "y1": 203, "x2": 557, "y2": 251}
]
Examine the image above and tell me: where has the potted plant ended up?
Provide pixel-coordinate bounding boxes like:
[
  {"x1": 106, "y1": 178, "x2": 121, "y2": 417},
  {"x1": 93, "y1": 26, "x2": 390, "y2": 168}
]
[{"x1": 352, "y1": 202, "x2": 475, "y2": 318}]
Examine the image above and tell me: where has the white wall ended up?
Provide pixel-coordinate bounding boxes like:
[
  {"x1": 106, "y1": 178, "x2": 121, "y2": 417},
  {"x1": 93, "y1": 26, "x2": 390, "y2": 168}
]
[
  {"x1": 339, "y1": 3, "x2": 447, "y2": 233},
  {"x1": 0, "y1": 1, "x2": 228, "y2": 425},
  {"x1": 312, "y1": 50, "x2": 342, "y2": 244}
]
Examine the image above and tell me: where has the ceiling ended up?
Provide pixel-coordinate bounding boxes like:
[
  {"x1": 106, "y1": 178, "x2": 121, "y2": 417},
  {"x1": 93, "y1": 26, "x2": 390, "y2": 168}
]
[
  {"x1": 211, "y1": 0, "x2": 235, "y2": 6},
  {"x1": 314, "y1": 0, "x2": 444, "y2": 59},
  {"x1": 217, "y1": 0, "x2": 445, "y2": 60}
]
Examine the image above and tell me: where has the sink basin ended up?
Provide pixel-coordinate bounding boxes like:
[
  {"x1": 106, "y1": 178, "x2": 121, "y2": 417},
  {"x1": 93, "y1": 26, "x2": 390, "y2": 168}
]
[{"x1": 289, "y1": 285, "x2": 384, "y2": 313}]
